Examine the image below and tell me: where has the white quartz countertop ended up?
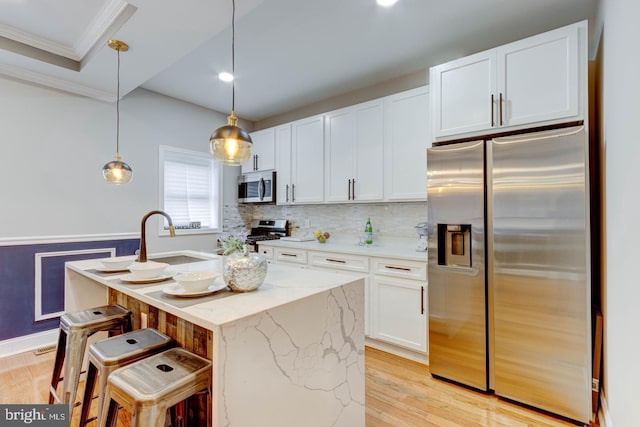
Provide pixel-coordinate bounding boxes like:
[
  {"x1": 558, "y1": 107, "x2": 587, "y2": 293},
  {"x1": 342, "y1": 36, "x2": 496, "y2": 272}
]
[
  {"x1": 65, "y1": 250, "x2": 365, "y2": 331},
  {"x1": 258, "y1": 237, "x2": 428, "y2": 262}
]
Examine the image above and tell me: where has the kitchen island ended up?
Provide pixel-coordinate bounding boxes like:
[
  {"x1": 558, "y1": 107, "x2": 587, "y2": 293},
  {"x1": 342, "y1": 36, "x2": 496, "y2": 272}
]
[{"x1": 65, "y1": 250, "x2": 365, "y2": 427}]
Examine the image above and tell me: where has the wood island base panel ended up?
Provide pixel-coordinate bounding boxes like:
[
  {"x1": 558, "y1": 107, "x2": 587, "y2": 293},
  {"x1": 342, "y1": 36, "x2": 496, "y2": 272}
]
[{"x1": 108, "y1": 288, "x2": 213, "y2": 359}]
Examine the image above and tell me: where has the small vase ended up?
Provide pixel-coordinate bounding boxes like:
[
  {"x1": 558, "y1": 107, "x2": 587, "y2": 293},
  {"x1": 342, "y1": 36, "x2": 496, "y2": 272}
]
[{"x1": 223, "y1": 246, "x2": 267, "y2": 292}]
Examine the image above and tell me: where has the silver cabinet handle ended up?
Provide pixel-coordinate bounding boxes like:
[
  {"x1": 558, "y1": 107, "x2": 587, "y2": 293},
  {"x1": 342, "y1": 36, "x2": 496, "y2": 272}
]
[
  {"x1": 421, "y1": 286, "x2": 425, "y2": 315},
  {"x1": 325, "y1": 258, "x2": 346, "y2": 264},
  {"x1": 348, "y1": 179, "x2": 352, "y2": 200},
  {"x1": 282, "y1": 253, "x2": 297, "y2": 257},
  {"x1": 291, "y1": 184, "x2": 295, "y2": 203},
  {"x1": 285, "y1": 184, "x2": 289, "y2": 203},
  {"x1": 254, "y1": 155, "x2": 258, "y2": 171},
  {"x1": 384, "y1": 265, "x2": 412, "y2": 272},
  {"x1": 499, "y1": 92, "x2": 503, "y2": 126},
  {"x1": 491, "y1": 94, "x2": 495, "y2": 127}
]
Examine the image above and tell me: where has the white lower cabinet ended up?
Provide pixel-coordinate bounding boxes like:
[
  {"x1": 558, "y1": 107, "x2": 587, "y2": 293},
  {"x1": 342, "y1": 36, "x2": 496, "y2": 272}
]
[
  {"x1": 308, "y1": 250, "x2": 370, "y2": 336},
  {"x1": 370, "y1": 275, "x2": 427, "y2": 354},
  {"x1": 273, "y1": 247, "x2": 308, "y2": 265},
  {"x1": 261, "y1": 243, "x2": 428, "y2": 360}
]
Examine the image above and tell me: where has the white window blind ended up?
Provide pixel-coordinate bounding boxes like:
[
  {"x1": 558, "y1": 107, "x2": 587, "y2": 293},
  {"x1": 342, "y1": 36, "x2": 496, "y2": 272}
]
[{"x1": 160, "y1": 146, "x2": 221, "y2": 234}]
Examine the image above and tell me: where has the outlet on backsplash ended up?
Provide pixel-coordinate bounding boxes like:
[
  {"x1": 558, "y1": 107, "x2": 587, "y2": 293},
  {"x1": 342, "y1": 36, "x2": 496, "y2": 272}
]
[{"x1": 304, "y1": 218, "x2": 310, "y2": 228}]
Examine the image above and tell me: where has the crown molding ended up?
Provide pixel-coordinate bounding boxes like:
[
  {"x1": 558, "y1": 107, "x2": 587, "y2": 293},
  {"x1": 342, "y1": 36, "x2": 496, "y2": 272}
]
[
  {"x1": 75, "y1": 0, "x2": 136, "y2": 61},
  {"x1": 0, "y1": 62, "x2": 114, "y2": 102},
  {"x1": 0, "y1": 0, "x2": 133, "y2": 62}
]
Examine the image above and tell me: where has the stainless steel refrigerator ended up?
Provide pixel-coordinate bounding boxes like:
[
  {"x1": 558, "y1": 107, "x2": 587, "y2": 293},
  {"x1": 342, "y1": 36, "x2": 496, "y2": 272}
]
[{"x1": 427, "y1": 126, "x2": 591, "y2": 424}]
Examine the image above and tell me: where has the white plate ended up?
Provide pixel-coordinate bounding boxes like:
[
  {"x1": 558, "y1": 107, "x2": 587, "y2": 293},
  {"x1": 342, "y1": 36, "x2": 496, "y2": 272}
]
[
  {"x1": 162, "y1": 282, "x2": 228, "y2": 297},
  {"x1": 120, "y1": 273, "x2": 175, "y2": 284},
  {"x1": 95, "y1": 267, "x2": 131, "y2": 273}
]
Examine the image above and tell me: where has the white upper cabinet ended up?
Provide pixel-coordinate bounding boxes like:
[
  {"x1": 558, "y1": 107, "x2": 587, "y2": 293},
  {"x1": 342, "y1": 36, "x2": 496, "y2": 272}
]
[
  {"x1": 324, "y1": 99, "x2": 384, "y2": 203},
  {"x1": 383, "y1": 86, "x2": 430, "y2": 201},
  {"x1": 243, "y1": 127, "x2": 276, "y2": 173},
  {"x1": 431, "y1": 50, "x2": 497, "y2": 138},
  {"x1": 275, "y1": 124, "x2": 292, "y2": 205},
  {"x1": 497, "y1": 24, "x2": 579, "y2": 127},
  {"x1": 290, "y1": 115, "x2": 324, "y2": 204},
  {"x1": 431, "y1": 20, "x2": 586, "y2": 141}
]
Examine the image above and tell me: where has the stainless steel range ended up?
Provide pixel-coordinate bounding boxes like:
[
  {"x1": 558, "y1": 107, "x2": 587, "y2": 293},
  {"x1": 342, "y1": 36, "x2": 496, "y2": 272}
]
[{"x1": 246, "y1": 219, "x2": 288, "y2": 252}]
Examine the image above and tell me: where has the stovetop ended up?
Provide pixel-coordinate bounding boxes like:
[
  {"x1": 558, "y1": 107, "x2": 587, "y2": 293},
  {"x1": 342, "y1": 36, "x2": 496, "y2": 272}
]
[{"x1": 247, "y1": 219, "x2": 288, "y2": 243}]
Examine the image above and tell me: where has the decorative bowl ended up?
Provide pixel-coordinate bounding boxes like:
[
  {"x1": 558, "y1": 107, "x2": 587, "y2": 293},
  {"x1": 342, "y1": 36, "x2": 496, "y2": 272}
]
[
  {"x1": 175, "y1": 271, "x2": 218, "y2": 292},
  {"x1": 223, "y1": 249, "x2": 267, "y2": 292},
  {"x1": 100, "y1": 256, "x2": 136, "y2": 270},
  {"x1": 128, "y1": 261, "x2": 169, "y2": 279}
]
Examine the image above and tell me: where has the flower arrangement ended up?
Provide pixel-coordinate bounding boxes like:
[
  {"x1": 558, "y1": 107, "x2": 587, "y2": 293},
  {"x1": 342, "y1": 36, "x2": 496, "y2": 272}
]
[{"x1": 218, "y1": 229, "x2": 248, "y2": 255}]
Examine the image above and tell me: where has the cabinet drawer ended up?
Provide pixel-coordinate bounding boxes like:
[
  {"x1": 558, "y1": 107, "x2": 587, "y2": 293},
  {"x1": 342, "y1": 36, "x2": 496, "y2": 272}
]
[
  {"x1": 308, "y1": 251, "x2": 369, "y2": 273},
  {"x1": 371, "y1": 257, "x2": 427, "y2": 281},
  {"x1": 257, "y1": 245, "x2": 274, "y2": 260},
  {"x1": 274, "y1": 247, "x2": 308, "y2": 264}
]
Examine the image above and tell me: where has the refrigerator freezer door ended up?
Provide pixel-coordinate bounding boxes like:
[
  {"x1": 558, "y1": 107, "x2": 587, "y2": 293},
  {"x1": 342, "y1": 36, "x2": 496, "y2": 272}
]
[
  {"x1": 489, "y1": 126, "x2": 591, "y2": 423},
  {"x1": 427, "y1": 140, "x2": 487, "y2": 391}
]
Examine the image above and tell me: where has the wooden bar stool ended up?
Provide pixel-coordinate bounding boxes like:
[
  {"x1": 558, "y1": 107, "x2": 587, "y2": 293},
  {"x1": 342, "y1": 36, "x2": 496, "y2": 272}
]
[
  {"x1": 100, "y1": 348, "x2": 211, "y2": 427},
  {"x1": 48, "y1": 304, "x2": 132, "y2": 414},
  {"x1": 79, "y1": 328, "x2": 174, "y2": 426}
]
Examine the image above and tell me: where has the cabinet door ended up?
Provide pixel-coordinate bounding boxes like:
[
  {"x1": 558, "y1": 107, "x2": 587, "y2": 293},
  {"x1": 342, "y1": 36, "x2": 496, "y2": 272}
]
[
  {"x1": 244, "y1": 127, "x2": 276, "y2": 173},
  {"x1": 354, "y1": 100, "x2": 384, "y2": 201},
  {"x1": 384, "y1": 86, "x2": 431, "y2": 201},
  {"x1": 431, "y1": 50, "x2": 496, "y2": 138},
  {"x1": 370, "y1": 275, "x2": 427, "y2": 353},
  {"x1": 292, "y1": 115, "x2": 324, "y2": 204},
  {"x1": 275, "y1": 124, "x2": 292, "y2": 205},
  {"x1": 324, "y1": 107, "x2": 355, "y2": 202},
  {"x1": 497, "y1": 23, "x2": 580, "y2": 127}
]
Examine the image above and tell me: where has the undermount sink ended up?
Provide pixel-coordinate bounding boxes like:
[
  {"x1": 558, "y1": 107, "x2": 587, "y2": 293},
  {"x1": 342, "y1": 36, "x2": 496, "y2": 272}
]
[{"x1": 147, "y1": 255, "x2": 208, "y2": 265}]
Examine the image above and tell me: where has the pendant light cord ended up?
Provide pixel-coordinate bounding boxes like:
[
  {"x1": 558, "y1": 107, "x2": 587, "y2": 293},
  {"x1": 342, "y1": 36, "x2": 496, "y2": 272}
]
[
  {"x1": 231, "y1": 0, "x2": 235, "y2": 113},
  {"x1": 116, "y1": 48, "x2": 121, "y2": 154}
]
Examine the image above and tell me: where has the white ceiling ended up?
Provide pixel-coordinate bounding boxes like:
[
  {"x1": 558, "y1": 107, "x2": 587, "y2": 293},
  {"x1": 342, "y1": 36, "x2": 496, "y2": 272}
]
[{"x1": 0, "y1": 0, "x2": 599, "y2": 122}]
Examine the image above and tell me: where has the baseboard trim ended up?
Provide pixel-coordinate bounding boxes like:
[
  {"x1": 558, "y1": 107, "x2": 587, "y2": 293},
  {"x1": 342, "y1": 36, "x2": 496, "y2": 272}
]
[
  {"x1": 599, "y1": 390, "x2": 612, "y2": 427},
  {"x1": 365, "y1": 337, "x2": 428, "y2": 365},
  {"x1": 0, "y1": 329, "x2": 58, "y2": 358}
]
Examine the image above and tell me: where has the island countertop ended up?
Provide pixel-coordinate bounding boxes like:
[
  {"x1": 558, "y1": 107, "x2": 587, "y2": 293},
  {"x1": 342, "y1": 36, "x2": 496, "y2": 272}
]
[{"x1": 65, "y1": 250, "x2": 366, "y2": 330}]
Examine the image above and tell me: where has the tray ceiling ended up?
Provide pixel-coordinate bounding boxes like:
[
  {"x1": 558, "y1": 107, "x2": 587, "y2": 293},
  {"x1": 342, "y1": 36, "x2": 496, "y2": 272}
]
[{"x1": 0, "y1": 0, "x2": 599, "y2": 121}]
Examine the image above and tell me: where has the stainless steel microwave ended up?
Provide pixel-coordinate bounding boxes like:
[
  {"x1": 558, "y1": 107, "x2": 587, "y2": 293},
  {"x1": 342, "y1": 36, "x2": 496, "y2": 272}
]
[{"x1": 238, "y1": 171, "x2": 276, "y2": 204}]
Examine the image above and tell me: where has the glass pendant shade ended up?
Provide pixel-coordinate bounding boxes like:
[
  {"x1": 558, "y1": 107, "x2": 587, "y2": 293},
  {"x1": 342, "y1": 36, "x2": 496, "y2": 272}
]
[
  {"x1": 103, "y1": 39, "x2": 133, "y2": 184},
  {"x1": 103, "y1": 153, "x2": 133, "y2": 184},
  {"x1": 210, "y1": 0, "x2": 252, "y2": 166},
  {"x1": 209, "y1": 111, "x2": 252, "y2": 165}
]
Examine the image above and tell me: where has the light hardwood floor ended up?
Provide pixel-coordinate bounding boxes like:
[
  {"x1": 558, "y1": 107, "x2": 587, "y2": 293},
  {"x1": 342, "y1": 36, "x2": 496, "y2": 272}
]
[{"x1": 0, "y1": 346, "x2": 595, "y2": 426}]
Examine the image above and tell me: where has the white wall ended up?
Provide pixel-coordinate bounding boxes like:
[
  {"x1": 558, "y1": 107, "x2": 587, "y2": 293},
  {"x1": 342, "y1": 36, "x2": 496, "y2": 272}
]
[
  {"x1": 0, "y1": 76, "x2": 241, "y2": 253},
  {"x1": 601, "y1": 0, "x2": 640, "y2": 424}
]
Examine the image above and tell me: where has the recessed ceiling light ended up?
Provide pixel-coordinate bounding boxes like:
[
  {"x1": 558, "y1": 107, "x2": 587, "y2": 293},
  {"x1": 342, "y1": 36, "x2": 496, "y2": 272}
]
[
  {"x1": 218, "y1": 72, "x2": 234, "y2": 82},
  {"x1": 377, "y1": 0, "x2": 398, "y2": 7}
]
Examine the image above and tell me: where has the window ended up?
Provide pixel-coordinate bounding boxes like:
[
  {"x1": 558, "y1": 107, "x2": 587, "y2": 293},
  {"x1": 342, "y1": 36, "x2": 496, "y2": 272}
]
[{"x1": 159, "y1": 145, "x2": 222, "y2": 235}]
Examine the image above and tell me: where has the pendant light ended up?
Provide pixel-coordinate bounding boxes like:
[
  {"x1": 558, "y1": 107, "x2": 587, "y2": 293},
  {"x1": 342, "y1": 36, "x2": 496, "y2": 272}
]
[
  {"x1": 209, "y1": 0, "x2": 252, "y2": 166},
  {"x1": 102, "y1": 39, "x2": 133, "y2": 184}
]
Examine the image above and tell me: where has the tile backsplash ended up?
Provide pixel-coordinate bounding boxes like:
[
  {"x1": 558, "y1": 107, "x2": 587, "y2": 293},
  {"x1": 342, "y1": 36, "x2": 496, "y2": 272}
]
[{"x1": 224, "y1": 202, "x2": 427, "y2": 240}]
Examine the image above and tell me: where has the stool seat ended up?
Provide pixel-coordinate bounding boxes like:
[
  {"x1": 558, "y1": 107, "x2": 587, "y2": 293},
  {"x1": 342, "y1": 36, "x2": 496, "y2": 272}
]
[
  {"x1": 49, "y1": 304, "x2": 132, "y2": 415},
  {"x1": 101, "y1": 348, "x2": 211, "y2": 427},
  {"x1": 79, "y1": 328, "x2": 173, "y2": 426},
  {"x1": 61, "y1": 305, "x2": 132, "y2": 331}
]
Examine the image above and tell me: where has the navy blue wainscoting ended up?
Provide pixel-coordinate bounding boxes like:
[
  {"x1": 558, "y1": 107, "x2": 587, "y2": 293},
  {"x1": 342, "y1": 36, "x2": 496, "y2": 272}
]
[{"x1": 0, "y1": 239, "x2": 139, "y2": 341}]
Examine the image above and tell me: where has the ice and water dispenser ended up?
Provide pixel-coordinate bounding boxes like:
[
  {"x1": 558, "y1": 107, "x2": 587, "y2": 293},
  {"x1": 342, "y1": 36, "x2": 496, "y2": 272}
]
[{"x1": 437, "y1": 224, "x2": 472, "y2": 267}]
